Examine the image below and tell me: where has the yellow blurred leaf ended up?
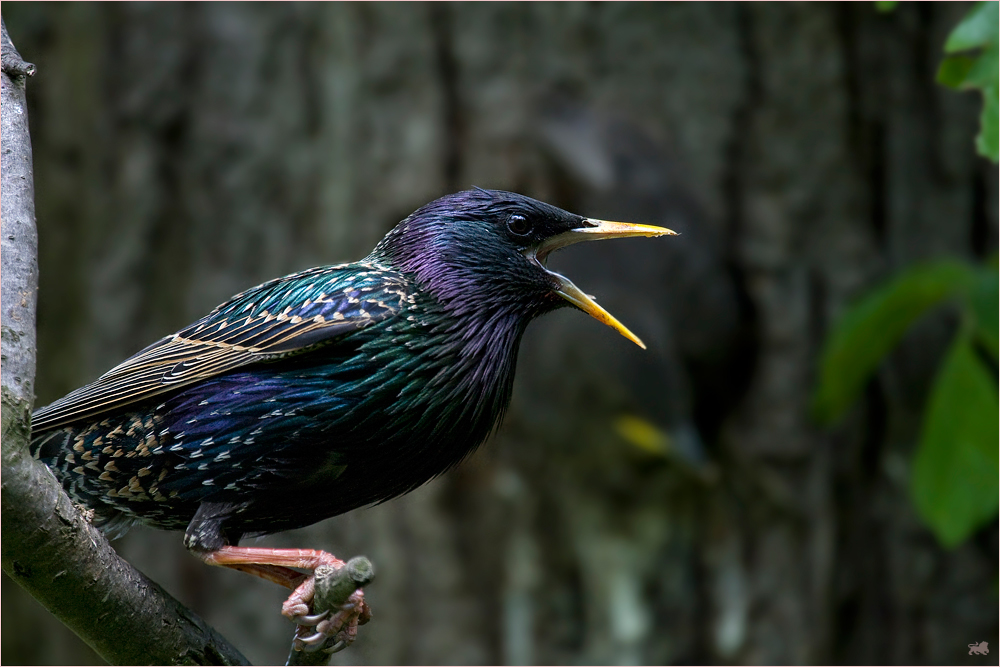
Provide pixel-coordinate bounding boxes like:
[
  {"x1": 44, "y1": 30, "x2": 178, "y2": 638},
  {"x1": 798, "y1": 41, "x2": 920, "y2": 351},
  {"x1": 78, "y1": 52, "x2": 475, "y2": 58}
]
[{"x1": 615, "y1": 415, "x2": 671, "y2": 457}]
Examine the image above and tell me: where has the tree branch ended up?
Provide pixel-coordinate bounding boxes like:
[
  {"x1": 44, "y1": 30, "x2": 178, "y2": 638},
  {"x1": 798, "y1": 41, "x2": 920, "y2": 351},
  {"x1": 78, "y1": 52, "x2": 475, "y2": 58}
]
[{"x1": 1, "y1": 19, "x2": 247, "y2": 666}]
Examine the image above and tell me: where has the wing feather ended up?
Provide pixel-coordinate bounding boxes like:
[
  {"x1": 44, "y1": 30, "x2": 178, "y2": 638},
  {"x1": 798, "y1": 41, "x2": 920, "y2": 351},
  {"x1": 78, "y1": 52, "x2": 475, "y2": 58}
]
[{"x1": 32, "y1": 263, "x2": 409, "y2": 431}]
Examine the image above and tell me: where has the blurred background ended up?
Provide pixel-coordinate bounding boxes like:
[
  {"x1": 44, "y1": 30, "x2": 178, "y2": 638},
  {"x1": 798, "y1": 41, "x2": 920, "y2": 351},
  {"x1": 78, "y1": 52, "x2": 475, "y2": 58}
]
[{"x1": 2, "y1": 2, "x2": 997, "y2": 665}]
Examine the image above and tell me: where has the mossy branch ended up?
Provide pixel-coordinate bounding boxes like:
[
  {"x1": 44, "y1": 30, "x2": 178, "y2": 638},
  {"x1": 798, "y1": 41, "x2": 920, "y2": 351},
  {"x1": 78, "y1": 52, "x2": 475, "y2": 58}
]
[{"x1": 285, "y1": 557, "x2": 375, "y2": 667}]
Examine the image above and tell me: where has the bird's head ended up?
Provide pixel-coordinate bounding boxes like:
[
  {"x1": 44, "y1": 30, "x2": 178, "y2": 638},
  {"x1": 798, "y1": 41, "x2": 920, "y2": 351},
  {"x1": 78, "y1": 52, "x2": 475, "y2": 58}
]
[{"x1": 371, "y1": 189, "x2": 676, "y2": 349}]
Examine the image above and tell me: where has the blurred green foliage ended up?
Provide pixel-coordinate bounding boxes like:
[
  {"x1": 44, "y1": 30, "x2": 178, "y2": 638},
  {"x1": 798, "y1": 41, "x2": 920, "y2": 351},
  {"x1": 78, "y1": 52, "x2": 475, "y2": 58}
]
[
  {"x1": 813, "y1": 261, "x2": 981, "y2": 423},
  {"x1": 911, "y1": 332, "x2": 998, "y2": 547},
  {"x1": 815, "y1": 260, "x2": 998, "y2": 548},
  {"x1": 819, "y1": 2, "x2": 999, "y2": 551},
  {"x1": 936, "y1": 1, "x2": 999, "y2": 162}
]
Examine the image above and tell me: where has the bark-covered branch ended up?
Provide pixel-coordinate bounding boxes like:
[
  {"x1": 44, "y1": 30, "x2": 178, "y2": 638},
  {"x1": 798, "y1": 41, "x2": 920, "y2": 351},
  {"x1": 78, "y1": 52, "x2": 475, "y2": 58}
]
[{"x1": 0, "y1": 19, "x2": 247, "y2": 666}]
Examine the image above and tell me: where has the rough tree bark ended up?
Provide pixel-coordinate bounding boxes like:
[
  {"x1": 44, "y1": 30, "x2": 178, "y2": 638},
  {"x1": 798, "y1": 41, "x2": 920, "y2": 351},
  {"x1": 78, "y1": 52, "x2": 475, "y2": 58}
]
[
  {"x1": 1, "y1": 19, "x2": 247, "y2": 667},
  {"x1": 2, "y1": 4, "x2": 996, "y2": 666}
]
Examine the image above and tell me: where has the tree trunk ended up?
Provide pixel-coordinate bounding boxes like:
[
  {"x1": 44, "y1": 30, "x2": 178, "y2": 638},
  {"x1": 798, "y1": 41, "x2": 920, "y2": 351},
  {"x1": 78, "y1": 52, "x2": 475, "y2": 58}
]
[{"x1": 2, "y1": 3, "x2": 996, "y2": 665}]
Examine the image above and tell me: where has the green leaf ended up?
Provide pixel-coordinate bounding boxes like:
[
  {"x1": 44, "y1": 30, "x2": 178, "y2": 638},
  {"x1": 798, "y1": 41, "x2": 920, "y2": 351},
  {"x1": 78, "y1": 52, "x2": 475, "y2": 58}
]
[
  {"x1": 962, "y1": 45, "x2": 999, "y2": 89},
  {"x1": 971, "y1": 266, "x2": 999, "y2": 358},
  {"x1": 975, "y1": 84, "x2": 999, "y2": 162},
  {"x1": 875, "y1": 1, "x2": 898, "y2": 13},
  {"x1": 813, "y1": 261, "x2": 977, "y2": 424},
  {"x1": 938, "y1": 2, "x2": 999, "y2": 161},
  {"x1": 944, "y1": 1, "x2": 999, "y2": 53},
  {"x1": 937, "y1": 55, "x2": 976, "y2": 89},
  {"x1": 911, "y1": 335, "x2": 999, "y2": 548}
]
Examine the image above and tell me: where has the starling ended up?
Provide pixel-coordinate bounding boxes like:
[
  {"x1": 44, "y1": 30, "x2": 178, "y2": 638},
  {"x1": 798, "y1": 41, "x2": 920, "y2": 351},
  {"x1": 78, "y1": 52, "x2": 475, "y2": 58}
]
[{"x1": 30, "y1": 189, "x2": 674, "y2": 651}]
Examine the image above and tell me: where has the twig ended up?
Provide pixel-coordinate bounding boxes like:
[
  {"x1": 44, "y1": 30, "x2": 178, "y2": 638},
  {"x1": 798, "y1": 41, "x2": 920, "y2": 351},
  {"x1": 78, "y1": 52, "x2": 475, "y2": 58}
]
[
  {"x1": 285, "y1": 557, "x2": 375, "y2": 667},
  {"x1": 1, "y1": 18, "x2": 36, "y2": 78}
]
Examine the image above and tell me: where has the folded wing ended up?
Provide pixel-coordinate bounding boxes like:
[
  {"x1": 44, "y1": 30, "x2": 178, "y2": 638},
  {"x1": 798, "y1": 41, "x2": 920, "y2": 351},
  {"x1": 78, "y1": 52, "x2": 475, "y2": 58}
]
[{"x1": 32, "y1": 263, "x2": 410, "y2": 431}]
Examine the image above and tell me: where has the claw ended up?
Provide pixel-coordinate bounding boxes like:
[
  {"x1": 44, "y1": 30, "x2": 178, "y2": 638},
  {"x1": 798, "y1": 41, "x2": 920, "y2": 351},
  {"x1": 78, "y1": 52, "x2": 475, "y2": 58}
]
[
  {"x1": 283, "y1": 602, "x2": 310, "y2": 620},
  {"x1": 293, "y1": 611, "x2": 330, "y2": 626},
  {"x1": 299, "y1": 632, "x2": 328, "y2": 652},
  {"x1": 324, "y1": 641, "x2": 347, "y2": 654},
  {"x1": 285, "y1": 563, "x2": 371, "y2": 654}
]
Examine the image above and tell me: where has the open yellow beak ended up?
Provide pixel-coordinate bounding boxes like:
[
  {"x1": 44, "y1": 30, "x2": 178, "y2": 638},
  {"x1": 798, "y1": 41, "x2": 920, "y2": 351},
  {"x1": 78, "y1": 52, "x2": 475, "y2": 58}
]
[{"x1": 535, "y1": 218, "x2": 677, "y2": 350}]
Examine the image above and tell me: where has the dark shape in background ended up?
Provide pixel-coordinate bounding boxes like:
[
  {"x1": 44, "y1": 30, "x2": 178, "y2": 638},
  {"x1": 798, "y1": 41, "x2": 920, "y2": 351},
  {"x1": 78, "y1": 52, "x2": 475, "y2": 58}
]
[{"x1": 3, "y1": 3, "x2": 997, "y2": 665}]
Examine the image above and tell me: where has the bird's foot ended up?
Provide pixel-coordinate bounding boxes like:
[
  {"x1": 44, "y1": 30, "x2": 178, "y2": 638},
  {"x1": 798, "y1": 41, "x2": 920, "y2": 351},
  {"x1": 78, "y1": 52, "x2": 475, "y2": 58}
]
[{"x1": 283, "y1": 568, "x2": 372, "y2": 653}]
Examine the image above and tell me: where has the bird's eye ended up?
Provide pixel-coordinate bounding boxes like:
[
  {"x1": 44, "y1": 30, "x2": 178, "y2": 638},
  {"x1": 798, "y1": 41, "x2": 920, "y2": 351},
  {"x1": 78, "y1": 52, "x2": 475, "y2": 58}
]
[{"x1": 507, "y1": 214, "x2": 532, "y2": 236}]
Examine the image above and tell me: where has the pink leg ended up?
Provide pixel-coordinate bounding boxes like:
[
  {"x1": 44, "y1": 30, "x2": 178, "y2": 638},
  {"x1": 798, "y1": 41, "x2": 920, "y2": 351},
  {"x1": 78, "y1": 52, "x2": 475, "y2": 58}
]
[
  {"x1": 194, "y1": 545, "x2": 370, "y2": 653},
  {"x1": 197, "y1": 545, "x2": 344, "y2": 571},
  {"x1": 215, "y1": 562, "x2": 309, "y2": 589}
]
